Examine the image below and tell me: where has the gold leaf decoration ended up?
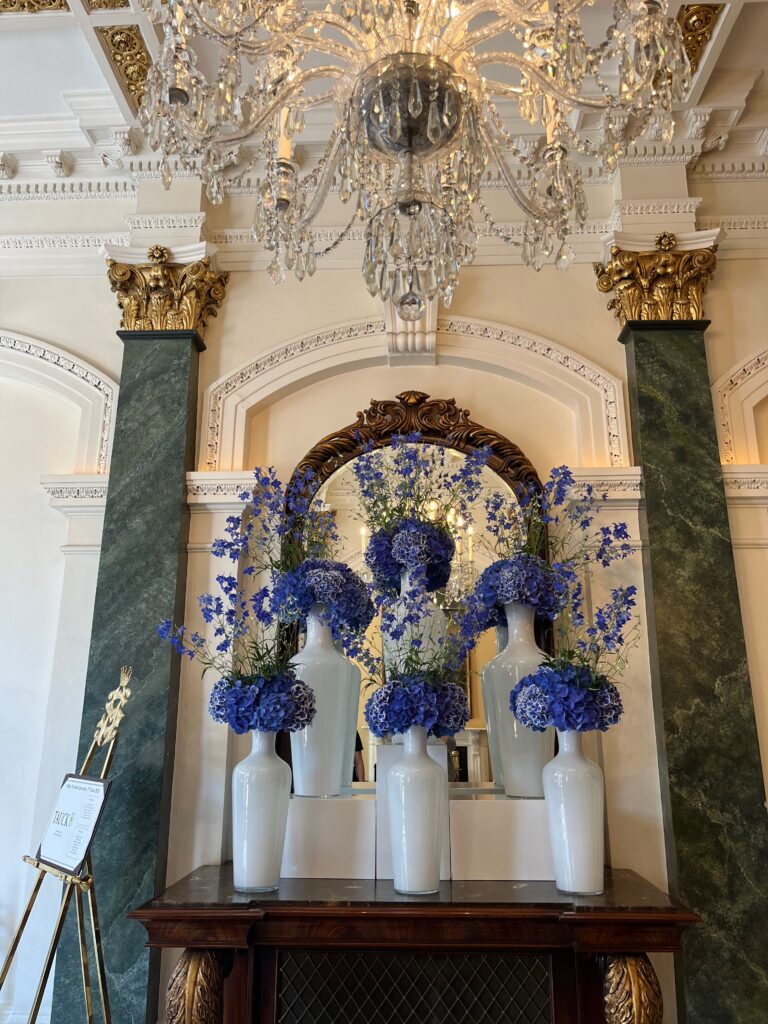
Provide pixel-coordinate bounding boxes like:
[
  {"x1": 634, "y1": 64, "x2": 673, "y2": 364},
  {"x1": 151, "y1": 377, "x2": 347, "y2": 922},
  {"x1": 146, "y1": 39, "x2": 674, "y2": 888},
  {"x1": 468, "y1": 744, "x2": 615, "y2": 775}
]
[
  {"x1": 167, "y1": 951, "x2": 224, "y2": 1024},
  {"x1": 594, "y1": 234, "x2": 717, "y2": 324},
  {"x1": 676, "y1": 4, "x2": 724, "y2": 74},
  {"x1": 87, "y1": 0, "x2": 129, "y2": 8},
  {"x1": 0, "y1": 0, "x2": 68, "y2": 11},
  {"x1": 96, "y1": 25, "x2": 150, "y2": 113},
  {"x1": 604, "y1": 954, "x2": 663, "y2": 1024},
  {"x1": 106, "y1": 247, "x2": 229, "y2": 338}
]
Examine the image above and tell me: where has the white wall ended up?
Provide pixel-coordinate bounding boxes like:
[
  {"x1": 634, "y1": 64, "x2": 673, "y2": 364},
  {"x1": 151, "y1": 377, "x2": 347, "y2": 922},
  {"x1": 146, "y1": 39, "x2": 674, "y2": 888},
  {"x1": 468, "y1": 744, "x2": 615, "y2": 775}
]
[{"x1": 0, "y1": 381, "x2": 77, "y2": 1022}]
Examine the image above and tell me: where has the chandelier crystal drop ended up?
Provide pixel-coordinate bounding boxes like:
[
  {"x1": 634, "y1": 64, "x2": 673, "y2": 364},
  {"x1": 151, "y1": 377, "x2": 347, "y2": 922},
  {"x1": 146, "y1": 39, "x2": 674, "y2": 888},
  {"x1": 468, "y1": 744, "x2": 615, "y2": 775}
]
[{"x1": 139, "y1": 0, "x2": 690, "y2": 317}]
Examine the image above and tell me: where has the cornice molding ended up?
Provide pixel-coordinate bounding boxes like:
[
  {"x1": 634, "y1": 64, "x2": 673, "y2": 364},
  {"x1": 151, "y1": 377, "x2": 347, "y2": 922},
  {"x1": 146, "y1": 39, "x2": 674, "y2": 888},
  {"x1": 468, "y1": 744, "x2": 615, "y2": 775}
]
[
  {"x1": 614, "y1": 198, "x2": 703, "y2": 218},
  {"x1": 0, "y1": 231, "x2": 129, "y2": 250},
  {"x1": 126, "y1": 213, "x2": 206, "y2": 232},
  {"x1": 689, "y1": 158, "x2": 768, "y2": 182}
]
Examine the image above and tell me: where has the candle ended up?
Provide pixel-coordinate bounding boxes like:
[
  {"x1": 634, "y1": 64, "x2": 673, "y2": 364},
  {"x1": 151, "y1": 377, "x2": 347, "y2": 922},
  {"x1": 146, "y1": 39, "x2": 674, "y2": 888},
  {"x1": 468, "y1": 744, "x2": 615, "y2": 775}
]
[
  {"x1": 467, "y1": 524, "x2": 474, "y2": 563},
  {"x1": 278, "y1": 107, "x2": 291, "y2": 161},
  {"x1": 360, "y1": 525, "x2": 368, "y2": 559}
]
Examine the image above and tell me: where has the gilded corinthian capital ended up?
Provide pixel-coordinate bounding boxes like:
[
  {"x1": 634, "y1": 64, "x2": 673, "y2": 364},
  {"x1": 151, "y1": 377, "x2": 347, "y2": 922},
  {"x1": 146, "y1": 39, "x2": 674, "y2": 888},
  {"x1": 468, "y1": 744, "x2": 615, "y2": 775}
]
[
  {"x1": 107, "y1": 245, "x2": 229, "y2": 338},
  {"x1": 594, "y1": 233, "x2": 717, "y2": 325}
]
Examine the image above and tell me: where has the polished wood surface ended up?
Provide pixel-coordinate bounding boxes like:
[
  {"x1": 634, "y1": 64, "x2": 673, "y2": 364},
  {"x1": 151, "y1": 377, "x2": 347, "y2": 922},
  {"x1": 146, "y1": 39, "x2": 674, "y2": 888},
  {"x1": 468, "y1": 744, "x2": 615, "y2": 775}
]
[{"x1": 130, "y1": 866, "x2": 699, "y2": 1024}]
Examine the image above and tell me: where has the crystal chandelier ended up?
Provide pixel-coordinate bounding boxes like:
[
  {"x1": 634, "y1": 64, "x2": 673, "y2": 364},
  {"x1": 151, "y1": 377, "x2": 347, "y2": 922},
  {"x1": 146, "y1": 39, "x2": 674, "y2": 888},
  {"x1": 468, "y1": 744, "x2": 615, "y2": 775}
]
[{"x1": 139, "y1": 0, "x2": 690, "y2": 319}]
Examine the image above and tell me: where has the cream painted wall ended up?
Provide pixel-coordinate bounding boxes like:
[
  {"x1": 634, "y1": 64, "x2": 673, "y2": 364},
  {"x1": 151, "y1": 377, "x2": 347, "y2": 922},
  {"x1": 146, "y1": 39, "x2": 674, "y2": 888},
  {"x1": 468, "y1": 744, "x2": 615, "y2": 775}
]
[{"x1": 0, "y1": 381, "x2": 79, "y2": 1023}]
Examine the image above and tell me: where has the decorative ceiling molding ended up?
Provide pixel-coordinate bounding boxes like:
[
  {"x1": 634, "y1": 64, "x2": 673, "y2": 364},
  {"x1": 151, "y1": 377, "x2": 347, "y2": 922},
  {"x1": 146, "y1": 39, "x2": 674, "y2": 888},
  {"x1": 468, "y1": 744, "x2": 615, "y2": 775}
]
[
  {"x1": 0, "y1": 179, "x2": 134, "y2": 200},
  {"x1": 689, "y1": 158, "x2": 768, "y2": 182},
  {"x1": 86, "y1": 0, "x2": 129, "y2": 8},
  {"x1": 0, "y1": 332, "x2": 116, "y2": 473},
  {"x1": 96, "y1": 25, "x2": 150, "y2": 114},
  {"x1": 676, "y1": 5, "x2": 725, "y2": 75}
]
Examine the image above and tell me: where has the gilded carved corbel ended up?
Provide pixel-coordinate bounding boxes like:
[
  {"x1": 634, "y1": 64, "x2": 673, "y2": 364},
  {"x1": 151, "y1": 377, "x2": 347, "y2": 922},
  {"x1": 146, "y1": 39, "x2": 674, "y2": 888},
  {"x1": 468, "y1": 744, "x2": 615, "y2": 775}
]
[
  {"x1": 166, "y1": 950, "x2": 225, "y2": 1024},
  {"x1": 594, "y1": 232, "x2": 717, "y2": 325},
  {"x1": 604, "y1": 953, "x2": 664, "y2": 1024},
  {"x1": 106, "y1": 245, "x2": 229, "y2": 339}
]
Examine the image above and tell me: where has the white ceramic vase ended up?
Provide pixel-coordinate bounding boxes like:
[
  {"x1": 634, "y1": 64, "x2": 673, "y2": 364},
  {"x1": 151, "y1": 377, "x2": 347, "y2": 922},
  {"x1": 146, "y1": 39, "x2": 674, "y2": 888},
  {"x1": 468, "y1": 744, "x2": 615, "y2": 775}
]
[
  {"x1": 387, "y1": 725, "x2": 448, "y2": 895},
  {"x1": 481, "y1": 621, "x2": 508, "y2": 787},
  {"x1": 543, "y1": 730, "x2": 605, "y2": 895},
  {"x1": 383, "y1": 570, "x2": 447, "y2": 675},
  {"x1": 341, "y1": 659, "x2": 362, "y2": 787},
  {"x1": 231, "y1": 731, "x2": 291, "y2": 892},
  {"x1": 290, "y1": 603, "x2": 351, "y2": 797},
  {"x1": 486, "y1": 601, "x2": 554, "y2": 798}
]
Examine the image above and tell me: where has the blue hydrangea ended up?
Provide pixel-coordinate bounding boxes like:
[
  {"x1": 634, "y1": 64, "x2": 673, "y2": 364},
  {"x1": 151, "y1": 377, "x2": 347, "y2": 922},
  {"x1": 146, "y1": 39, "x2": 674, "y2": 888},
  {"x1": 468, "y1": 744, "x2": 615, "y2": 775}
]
[
  {"x1": 510, "y1": 663, "x2": 624, "y2": 733},
  {"x1": 366, "y1": 518, "x2": 455, "y2": 594},
  {"x1": 364, "y1": 677, "x2": 469, "y2": 738},
  {"x1": 273, "y1": 559, "x2": 374, "y2": 638},
  {"x1": 214, "y1": 670, "x2": 317, "y2": 734},
  {"x1": 472, "y1": 554, "x2": 569, "y2": 625}
]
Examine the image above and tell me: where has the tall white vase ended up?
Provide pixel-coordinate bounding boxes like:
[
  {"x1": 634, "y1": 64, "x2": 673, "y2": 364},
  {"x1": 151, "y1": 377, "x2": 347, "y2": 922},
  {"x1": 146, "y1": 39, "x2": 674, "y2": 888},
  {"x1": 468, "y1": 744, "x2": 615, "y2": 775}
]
[
  {"x1": 290, "y1": 603, "x2": 351, "y2": 797},
  {"x1": 387, "y1": 725, "x2": 448, "y2": 894},
  {"x1": 232, "y1": 731, "x2": 291, "y2": 892},
  {"x1": 481, "y1": 621, "x2": 508, "y2": 787},
  {"x1": 486, "y1": 602, "x2": 554, "y2": 798},
  {"x1": 341, "y1": 659, "x2": 362, "y2": 787},
  {"x1": 543, "y1": 730, "x2": 605, "y2": 895},
  {"x1": 383, "y1": 570, "x2": 447, "y2": 675}
]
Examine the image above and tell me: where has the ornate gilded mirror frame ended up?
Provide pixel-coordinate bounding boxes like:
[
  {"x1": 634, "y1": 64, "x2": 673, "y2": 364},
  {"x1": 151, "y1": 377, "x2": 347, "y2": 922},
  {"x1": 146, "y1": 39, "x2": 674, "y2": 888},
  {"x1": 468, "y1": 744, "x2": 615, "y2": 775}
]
[{"x1": 291, "y1": 390, "x2": 542, "y2": 497}]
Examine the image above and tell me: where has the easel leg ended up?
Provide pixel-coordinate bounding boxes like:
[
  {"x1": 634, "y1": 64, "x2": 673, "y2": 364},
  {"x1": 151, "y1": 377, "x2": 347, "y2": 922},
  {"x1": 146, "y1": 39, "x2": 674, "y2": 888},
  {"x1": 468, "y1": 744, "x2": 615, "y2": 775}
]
[
  {"x1": 0, "y1": 871, "x2": 46, "y2": 990},
  {"x1": 75, "y1": 887, "x2": 94, "y2": 1024},
  {"x1": 85, "y1": 861, "x2": 111, "y2": 1024},
  {"x1": 27, "y1": 883, "x2": 76, "y2": 1024}
]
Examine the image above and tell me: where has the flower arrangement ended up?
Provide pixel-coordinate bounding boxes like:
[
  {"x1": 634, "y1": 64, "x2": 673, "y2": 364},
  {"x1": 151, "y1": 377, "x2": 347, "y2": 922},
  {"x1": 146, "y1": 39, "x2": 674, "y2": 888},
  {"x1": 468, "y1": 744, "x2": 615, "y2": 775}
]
[
  {"x1": 272, "y1": 557, "x2": 374, "y2": 660},
  {"x1": 157, "y1": 466, "x2": 361, "y2": 734},
  {"x1": 471, "y1": 553, "x2": 571, "y2": 625},
  {"x1": 366, "y1": 518, "x2": 456, "y2": 594},
  {"x1": 510, "y1": 584, "x2": 638, "y2": 733},
  {"x1": 365, "y1": 676, "x2": 469, "y2": 739},
  {"x1": 352, "y1": 432, "x2": 490, "y2": 594}
]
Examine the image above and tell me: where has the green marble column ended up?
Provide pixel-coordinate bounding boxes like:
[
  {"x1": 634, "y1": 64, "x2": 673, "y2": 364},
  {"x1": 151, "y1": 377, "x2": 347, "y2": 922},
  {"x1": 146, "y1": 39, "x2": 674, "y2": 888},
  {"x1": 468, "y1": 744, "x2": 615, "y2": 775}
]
[
  {"x1": 50, "y1": 329, "x2": 203, "y2": 1024},
  {"x1": 621, "y1": 320, "x2": 768, "y2": 1023}
]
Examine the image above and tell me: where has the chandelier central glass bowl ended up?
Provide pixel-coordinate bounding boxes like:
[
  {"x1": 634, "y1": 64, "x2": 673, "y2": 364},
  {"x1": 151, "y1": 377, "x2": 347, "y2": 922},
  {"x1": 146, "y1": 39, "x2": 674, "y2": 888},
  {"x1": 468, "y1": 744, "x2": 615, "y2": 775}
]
[{"x1": 139, "y1": 0, "x2": 690, "y2": 319}]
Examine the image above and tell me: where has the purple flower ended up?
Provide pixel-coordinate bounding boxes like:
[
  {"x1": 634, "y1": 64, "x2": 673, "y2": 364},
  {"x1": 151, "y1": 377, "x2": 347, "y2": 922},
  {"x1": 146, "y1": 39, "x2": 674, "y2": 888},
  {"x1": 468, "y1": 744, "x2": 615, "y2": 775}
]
[
  {"x1": 273, "y1": 559, "x2": 374, "y2": 647},
  {"x1": 510, "y1": 663, "x2": 623, "y2": 733},
  {"x1": 366, "y1": 519, "x2": 455, "y2": 594},
  {"x1": 364, "y1": 677, "x2": 469, "y2": 738},
  {"x1": 214, "y1": 670, "x2": 317, "y2": 734}
]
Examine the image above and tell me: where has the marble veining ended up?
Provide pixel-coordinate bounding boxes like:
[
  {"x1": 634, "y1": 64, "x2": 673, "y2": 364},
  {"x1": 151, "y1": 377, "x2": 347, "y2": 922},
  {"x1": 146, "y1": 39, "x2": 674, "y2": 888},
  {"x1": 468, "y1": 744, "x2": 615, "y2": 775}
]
[
  {"x1": 50, "y1": 332, "x2": 201, "y2": 1024},
  {"x1": 623, "y1": 323, "x2": 768, "y2": 1023}
]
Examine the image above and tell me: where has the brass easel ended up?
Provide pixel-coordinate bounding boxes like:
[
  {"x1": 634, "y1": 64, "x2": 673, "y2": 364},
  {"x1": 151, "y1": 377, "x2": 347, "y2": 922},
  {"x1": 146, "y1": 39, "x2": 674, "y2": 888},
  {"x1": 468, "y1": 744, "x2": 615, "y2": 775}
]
[{"x1": 0, "y1": 667, "x2": 133, "y2": 1024}]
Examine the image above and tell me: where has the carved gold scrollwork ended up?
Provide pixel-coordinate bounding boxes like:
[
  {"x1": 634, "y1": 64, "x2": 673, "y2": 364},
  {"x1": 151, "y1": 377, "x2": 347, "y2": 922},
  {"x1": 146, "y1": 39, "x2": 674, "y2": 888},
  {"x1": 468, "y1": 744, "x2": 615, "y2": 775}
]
[
  {"x1": 604, "y1": 954, "x2": 663, "y2": 1024},
  {"x1": 106, "y1": 246, "x2": 229, "y2": 338},
  {"x1": 96, "y1": 26, "x2": 150, "y2": 112},
  {"x1": 676, "y1": 4, "x2": 724, "y2": 74},
  {"x1": 292, "y1": 390, "x2": 541, "y2": 495},
  {"x1": 167, "y1": 950, "x2": 224, "y2": 1024},
  {"x1": 0, "y1": 0, "x2": 68, "y2": 11},
  {"x1": 593, "y1": 233, "x2": 717, "y2": 325}
]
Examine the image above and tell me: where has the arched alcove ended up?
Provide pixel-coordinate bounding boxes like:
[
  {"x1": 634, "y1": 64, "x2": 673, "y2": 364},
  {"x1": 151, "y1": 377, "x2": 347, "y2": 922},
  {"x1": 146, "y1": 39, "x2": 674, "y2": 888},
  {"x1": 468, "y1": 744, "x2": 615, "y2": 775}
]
[
  {"x1": 0, "y1": 331, "x2": 117, "y2": 474},
  {"x1": 714, "y1": 348, "x2": 768, "y2": 464},
  {"x1": 201, "y1": 316, "x2": 629, "y2": 472}
]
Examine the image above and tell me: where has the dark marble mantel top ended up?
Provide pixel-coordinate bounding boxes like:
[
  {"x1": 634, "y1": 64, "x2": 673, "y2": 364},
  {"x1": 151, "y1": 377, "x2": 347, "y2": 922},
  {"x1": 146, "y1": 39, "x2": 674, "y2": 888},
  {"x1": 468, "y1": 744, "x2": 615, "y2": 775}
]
[{"x1": 131, "y1": 864, "x2": 697, "y2": 922}]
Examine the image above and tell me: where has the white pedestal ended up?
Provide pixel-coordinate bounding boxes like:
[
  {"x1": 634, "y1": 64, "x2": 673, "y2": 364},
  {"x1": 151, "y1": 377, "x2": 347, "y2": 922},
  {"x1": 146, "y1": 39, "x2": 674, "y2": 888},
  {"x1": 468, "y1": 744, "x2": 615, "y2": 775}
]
[
  {"x1": 449, "y1": 797, "x2": 555, "y2": 880},
  {"x1": 375, "y1": 742, "x2": 451, "y2": 881},
  {"x1": 281, "y1": 795, "x2": 376, "y2": 879}
]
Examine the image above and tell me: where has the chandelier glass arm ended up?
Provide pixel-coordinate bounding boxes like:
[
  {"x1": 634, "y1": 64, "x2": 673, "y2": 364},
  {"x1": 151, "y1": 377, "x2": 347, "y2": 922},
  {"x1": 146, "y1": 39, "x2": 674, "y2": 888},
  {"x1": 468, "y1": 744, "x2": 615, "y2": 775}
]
[
  {"x1": 293, "y1": 133, "x2": 345, "y2": 234},
  {"x1": 477, "y1": 120, "x2": 550, "y2": 220},
  {"x1": 477, "y1": 58, "x2": 614, "y2": 111}
]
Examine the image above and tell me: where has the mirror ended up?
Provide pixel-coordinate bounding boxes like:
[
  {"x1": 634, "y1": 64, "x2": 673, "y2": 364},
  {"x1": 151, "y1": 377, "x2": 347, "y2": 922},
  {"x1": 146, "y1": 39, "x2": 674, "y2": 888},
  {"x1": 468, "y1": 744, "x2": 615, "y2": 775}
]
[{"x1": 289, "y1": 390, "x2": 543, "y2": 789}]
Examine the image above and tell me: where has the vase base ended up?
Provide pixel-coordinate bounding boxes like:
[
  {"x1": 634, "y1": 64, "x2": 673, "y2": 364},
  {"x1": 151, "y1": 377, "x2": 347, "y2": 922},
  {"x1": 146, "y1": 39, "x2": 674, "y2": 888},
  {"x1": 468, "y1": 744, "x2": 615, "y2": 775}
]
[
  {"x1": 393, "y1": 886, "x2": 440, "y2": 896},
  {"x1": 555, "y1": 885, "x2": 604, "y2": 896},
  {"x1": 293, "y1": 792, "x2": 340, "y2": 799},
  {"x1": 234, "y1": 882, "x2": 280, "y2": 893}
]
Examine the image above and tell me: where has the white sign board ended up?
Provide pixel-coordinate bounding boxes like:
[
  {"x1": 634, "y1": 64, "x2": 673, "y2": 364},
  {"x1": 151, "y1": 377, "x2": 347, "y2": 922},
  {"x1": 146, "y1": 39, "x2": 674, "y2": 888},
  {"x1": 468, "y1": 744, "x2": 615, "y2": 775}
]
[{"x1": 37, "y1": 774, "x2": 110, "y2": 876}]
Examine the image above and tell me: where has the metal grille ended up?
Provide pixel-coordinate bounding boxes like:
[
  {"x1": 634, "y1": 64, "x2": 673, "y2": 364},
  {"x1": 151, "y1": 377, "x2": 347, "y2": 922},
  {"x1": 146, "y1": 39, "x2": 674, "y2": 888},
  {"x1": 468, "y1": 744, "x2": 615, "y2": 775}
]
[{"x1": 276, "y1": 951, "x2": 552, "y2": 1024}]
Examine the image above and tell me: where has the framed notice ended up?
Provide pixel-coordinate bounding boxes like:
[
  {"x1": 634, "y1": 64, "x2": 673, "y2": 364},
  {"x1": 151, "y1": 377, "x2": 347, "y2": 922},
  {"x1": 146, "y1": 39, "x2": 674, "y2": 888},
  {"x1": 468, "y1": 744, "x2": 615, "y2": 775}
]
[{"x1": 37, "y1": 774, "x2": 111, "y2": 876}]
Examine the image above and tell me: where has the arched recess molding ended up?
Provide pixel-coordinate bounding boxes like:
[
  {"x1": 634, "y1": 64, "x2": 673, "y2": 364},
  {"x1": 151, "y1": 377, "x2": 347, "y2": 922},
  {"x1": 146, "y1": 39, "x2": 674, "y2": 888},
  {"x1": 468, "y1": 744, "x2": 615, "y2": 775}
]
[
  {"x1": 0, "y1": 331, "x2": 117, "y2": 474},
  {"x1": 714, "y1": 348, "x2": 768, "y2": 464},
  {"x1": 201, "y1": 316, "x2": 629, "y2": 471}
]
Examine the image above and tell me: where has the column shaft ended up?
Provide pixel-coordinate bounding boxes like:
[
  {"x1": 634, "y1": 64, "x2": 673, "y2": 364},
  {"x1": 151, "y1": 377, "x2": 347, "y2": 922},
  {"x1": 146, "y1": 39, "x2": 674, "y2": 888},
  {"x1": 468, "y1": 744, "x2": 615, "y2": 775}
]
[
  {"x1": 622, "y1": 320, "x2": 768, "y2": 1023},
  {"x1": 50, "y1": 330, "x2": 202, "y2": 1024}
]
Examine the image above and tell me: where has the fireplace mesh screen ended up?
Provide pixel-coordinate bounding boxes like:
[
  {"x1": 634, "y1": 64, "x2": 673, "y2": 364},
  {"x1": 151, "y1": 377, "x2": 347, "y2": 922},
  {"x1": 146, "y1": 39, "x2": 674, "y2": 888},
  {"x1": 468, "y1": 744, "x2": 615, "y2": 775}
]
[{"x1": 276, "y1": 950, "x2": 552, "y2": 1023}]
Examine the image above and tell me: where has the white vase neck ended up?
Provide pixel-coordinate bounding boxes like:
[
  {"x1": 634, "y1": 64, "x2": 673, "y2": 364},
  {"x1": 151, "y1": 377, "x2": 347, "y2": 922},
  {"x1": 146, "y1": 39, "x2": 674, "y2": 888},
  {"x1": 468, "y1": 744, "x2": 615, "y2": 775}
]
[
  {"x1": 494, "y1": 623, "x2": 509, "y2": 656},
  {"x1": 305, "y1": 603, "x2": 334, "y2": 649},
  {"x1": 251, "y1": 730, "x2": 276, "y2": 755},
  {"x1": 503, "y1": 602, "x2": 536, "y2": 645},
  {"x1": 403, "y1": 725, "x2": 428, "y2": 756},
  {"x1": 557, "y1": 730, "x2": 584, "y2": 755}
]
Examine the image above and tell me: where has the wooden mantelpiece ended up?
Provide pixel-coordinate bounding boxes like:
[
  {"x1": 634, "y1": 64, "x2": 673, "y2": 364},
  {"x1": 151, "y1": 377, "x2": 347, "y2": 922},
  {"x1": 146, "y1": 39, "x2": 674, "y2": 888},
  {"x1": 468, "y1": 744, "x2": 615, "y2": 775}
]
[{"x1": 130, "y1": 866, "x2": 699, "y2": 1024}]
